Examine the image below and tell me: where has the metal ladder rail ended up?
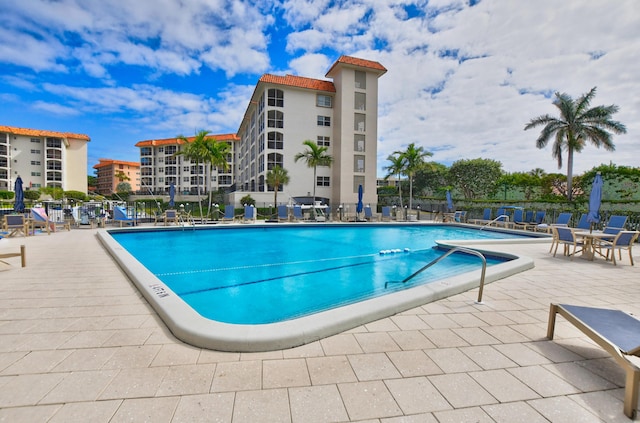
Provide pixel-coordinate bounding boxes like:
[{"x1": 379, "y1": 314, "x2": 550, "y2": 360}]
[
  {"x1": 178, "y1": 213, "x2": 196, "y2": 230},
  {"x1": 479, "y1": 215, "x2": 510, "y2": 230},
  {"x1": 398, "y1": 246, "x2": 488, "y2": 304}
]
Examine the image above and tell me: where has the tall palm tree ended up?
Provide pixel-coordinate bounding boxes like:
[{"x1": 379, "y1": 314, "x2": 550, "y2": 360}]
[
  {"x1": 175, "y1": 130, "x2": 210, "y2": 219},
  {"x1": 266, "y1": 165, "x2": 290, "y2": 212},
  {"x1": 395, "y1": 143, "x2": 432, "y2": 210},
  {"x1": 294, "y1": 140, "x2": 332, "y2": 219},
  {"x1": 202, "y1": 138, "x2": 230, "y2": 218},
  {"x1": 383, "y1": 152, "x2": 406, "y2": 209},
  {"x1": 524, "y1": 87, "x2": 626, "y2": 201}
]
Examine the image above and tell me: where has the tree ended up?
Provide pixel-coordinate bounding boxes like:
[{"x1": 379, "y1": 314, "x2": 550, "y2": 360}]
[
  {"x1": 393, "y1": 143, "x2": 432, "y2": 210},
  {"x1": 524, "y1": 87, "x2": 626, "y2": 201},
  {"x1": 294, "y1": 140, "x2": 332, "y2": 219},
  {"x1": 383, "y1": 152, "x2": 406, "y2": 209},
  {"x1": 202, "y1": 138, "x2": 230, "y2": 217},
  {"x1": 448, "y1": 158, "x2": 503, "y2": 199},
  {"x1": 414, "y1": 162, "x2": 448, "y2": 197},
  {"x1": 175, "y1": 130, "x2": 211, "y2": 219},
  {"x1": 266, "y1": 165, "x2": 290, "y2": 208}
]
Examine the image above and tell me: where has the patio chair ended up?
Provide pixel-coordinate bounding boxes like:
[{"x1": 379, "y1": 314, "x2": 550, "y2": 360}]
[
  {"x1": 605, "y1": 215, "x2": 628, "y2": 231},
  {"x1": 597, "y1": 230, "x2": 639, "y2": 266},
  {"x1": 575, "y1": 213, "x2": 591, "y2": 230},
  {"x1": 163, "y1": 209, "x2": 178, "y2": 226},
  {"x1": 113, "y1": 206, "x2": 134, "y2": 227},
  {"x1": 3, "y1": 214, "x2": 29, "y2": 237},
  {"x1": 220, "y1": 206, "x2": 235, "y2": 223},
  {"x1": 292, "y1": 205, "x2": 303, "y2": 221},
  {"x1": 532, "y1": 210, "x2": 546, "y2": 225},
  {"x1": 364, "y1": 205, "x2": 374, "y2": 221},
  {"x1": 468, "y1": 208, "x2": 491, "y2": 225},
  {"x1": 547, "y1": 303, "x2": 640, "y2": 418},
  {"x1": 277, "y1": 205, "x2": 289, "y2": 222},
  {"x1": 551, "y1": 226, "x2": 584, "y2": 259},
  {"x1": 242, "y1": 205, "x2": 256, "y2": 223},
  {"x1": 381, "y1": 206, "x2": 392, "y2": 222},
  {"x1": 30, "y1": 207, "x2": 53, "y2": 235},
  {"x1": 510, "y1": 209, "x2": 530, "y2": 230},
  {"x1": 538, "y1": 212, "x2": 572, "y2": 235}
]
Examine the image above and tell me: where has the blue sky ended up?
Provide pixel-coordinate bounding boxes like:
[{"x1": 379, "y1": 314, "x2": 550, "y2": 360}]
[{"x1": 1, "y1": 0, "x2": 638, "y2": 177}]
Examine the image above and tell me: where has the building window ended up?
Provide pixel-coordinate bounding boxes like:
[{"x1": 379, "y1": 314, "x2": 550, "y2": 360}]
[
  {"x1": 354, "y1": 134, "x2": 365, "y2": 152},
  {"x1": 267, "y1": 152, "x2": 283, "y2": 170},
  {"x1": 268, "y1": 88, "x2": 284, "y2": 107},
  {"x1": 354, "y1": 113, "x2": 366, "y2": 132},
  {"x1": 317, "y1": 136, "x2": 330, "y2": 147},
  {"x1": 267, "y1": 131, "x2": 284, "y2": 149},
  {"x1": 317, "y1": 176, "x2": 330, "y2": 187},
  {"x1": 31, "y1": 161, "x2": 41, "y2": 165},
  {"x1": 317, "y1": 116, "x2": 331, "y2": 127},
  {"x1": 31, "y1": 171, "x2": 41, "y2": 176},
  {"x1": 355, "y1": 92, "x2": 366, "y2": 111},
  {"x1": 354, "y1": 155, "x2": 365, "y2": 173},
  {"x1": 30, "y1": 138, "x2": 41, "y2": 143},
  {"x1": 355, "y1": 70, "x2": 366, "y2": 89},
  {"x1": 353, "y1": 176, "x2": 365, "y2": 193},
  {"x1": 165, "y1": 146, "x2": 177, "y2": 155},
  {"x1": 317, "y1": 94, "x2": 332, "y2": 107},
  {"x1": 267, "y1": 110, "x2": 284, "y2": 128}
]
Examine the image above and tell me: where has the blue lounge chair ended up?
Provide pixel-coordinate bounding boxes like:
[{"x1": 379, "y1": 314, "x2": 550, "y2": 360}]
[
  {"x1": 606, "y1": 215, "x2": 628, "y2": 230},
  {"x1": 364, "y1": 206, "x2": 374, "y2": 221},
  {"x1": 575, "y1": 213, "x2": 591, "y2": 230},
  {"x1": 113, "y1": 206, "x2": 134, "y2": 227},
  {"x1": 511, "y1": 209, "x2": 529, "y2": 230},
  {"x1": 220, "y1": 206, "x2": 235, "y2": 223},
  {"x1": 538, "y1": 212, "x2": 572, "y2": 234},
  {"x1": 523, "y1": 210, "x2": 534, "y2": 224},
  {"x1": 293, "y1": 205, "x2": 303, "y2": 221},
  {"x1": 243, "y1": 205, "x2": 255, "y2": 223},
  {"x1": 493, "y1": 207, "x2": 508, "y2": 226},
  {"x1": 277, "y1": 205, "x2": 289, "y2": 222},
  {"x1": 469, "y1": 208, "x2": 491, "y2": 225},
  {"x1": 597, "y1": 231, "x2": 639, "y2": 266},
  {"x1": 381, "y1": 206, "x2": 392, "y2": 222}
]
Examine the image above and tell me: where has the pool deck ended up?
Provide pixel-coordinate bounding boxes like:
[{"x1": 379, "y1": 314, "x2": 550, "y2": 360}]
[{"x1": 1, "y1": 225, "x2": 640, "y2": 422}]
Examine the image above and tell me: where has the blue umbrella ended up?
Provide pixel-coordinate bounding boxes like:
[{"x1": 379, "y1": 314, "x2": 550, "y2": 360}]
[
  {"x1": 586, "y1": 172, "x2": 603, "y2": 232},
  {"x1": 13, "y1": 176, "x2": 25, "y2": 213},
  {"x1": 446, "y1": 190, "x2": 454, "y2": 212},
  {"x1": 356, "y1": 184, "x2": 364, "y2": 216},
  {"x1": 169, "y1": 182, "x2": 175, "y2": 208}
]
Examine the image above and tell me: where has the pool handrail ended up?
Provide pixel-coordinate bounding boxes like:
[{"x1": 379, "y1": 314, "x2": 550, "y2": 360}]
[
  {"x1": 479, "y1": 215, "x2": 510, "y2": 230},
  {"x1": 387, "y1": 246, "x2": 487, "y2": 303}
]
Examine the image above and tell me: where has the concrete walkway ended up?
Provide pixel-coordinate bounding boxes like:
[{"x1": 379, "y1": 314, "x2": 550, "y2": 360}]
[{"x1": 1, "y1": 226, "x2": 639, "y2": 422}]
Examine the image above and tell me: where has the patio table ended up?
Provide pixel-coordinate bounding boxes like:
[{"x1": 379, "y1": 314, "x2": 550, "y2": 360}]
[{"x1": 575, "y1": 230, "x2": 615, "y2": 261}]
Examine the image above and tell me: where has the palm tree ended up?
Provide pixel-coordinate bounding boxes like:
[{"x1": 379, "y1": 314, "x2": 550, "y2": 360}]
[
  {"x1": 266, "y1": 165, "x2": 290, "y2": 207},
  {"x1": 175, "y1": 130, "x2": 210, "y2": 219},
  {"x1": 294, "y1": 140, "x2": 332, "y2": 219},
  {"x1": 524, "y1": 87, "x2": 626, "y2": 201},
  {"x1": 383, "y1": 152, "x2": 406, "y2": 210},
  {"x1": 202, "y1": 138, "x2": 230, "y2": 218},
  {"x1": 395, "y1": 143, "x2": 432, "y2": 210}
]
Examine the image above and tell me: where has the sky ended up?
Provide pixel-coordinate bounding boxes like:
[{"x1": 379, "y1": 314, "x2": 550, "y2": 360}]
[{"x1": 1, "y1": 0, "x2": 638, "y2": 178}]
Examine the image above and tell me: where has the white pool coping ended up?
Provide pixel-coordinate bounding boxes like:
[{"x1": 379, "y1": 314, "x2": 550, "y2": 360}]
[{"x1": 97, "y1": 224, "x2": 545, "y2": 352}]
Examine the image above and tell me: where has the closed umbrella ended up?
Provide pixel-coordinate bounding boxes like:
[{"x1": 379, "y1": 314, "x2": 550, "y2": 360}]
[
  {"x1": 586, "y1": 172, "x2": 603, "y2": 233},
  {"x1": 169, "y1": 182, "x2": 175, "y2": 208},
  {"x1": 356, "y1": 184, "x2": 364, "y2": 219},
  {"x1": 13, "y1": 176, "x2": 25, "y2": 213},
  {"x1": 446, "y1": 190, "x2": 454, "y2": 212}
]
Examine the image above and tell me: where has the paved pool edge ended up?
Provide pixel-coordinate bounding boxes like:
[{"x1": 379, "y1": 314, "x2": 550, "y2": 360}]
[{"x1": 97, "y1": 226, "x2": 539, "y2": 352}]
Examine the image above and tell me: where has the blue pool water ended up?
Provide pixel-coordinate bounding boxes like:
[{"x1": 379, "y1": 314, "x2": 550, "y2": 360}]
[{"x1": 110, "y1": 225, "x2": 526, "y2": 324}]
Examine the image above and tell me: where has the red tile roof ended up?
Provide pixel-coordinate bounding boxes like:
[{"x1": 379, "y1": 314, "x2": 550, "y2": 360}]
[
  {"x1": 0, "y1": 124, "x2": 90, "y2": 141},
  {"x1": 325, "y1": 55, "x2": 387, "y2": 77},
  {"x1": 135, "y1": 133, "x2": 239, "y2": 147},
  {"x1": 259, "y1": 74, "x2": 336, "y2": 92},
  {"x1": 93, "y1": 159, "x2": 141, "y2": 169}
]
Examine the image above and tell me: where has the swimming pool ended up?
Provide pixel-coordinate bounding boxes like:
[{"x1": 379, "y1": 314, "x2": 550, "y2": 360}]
[{"x1": 99, "y1": 223, "x2": 542, "y2": 351}]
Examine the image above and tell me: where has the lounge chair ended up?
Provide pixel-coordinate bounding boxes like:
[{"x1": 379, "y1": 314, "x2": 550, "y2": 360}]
[
  {"x1": 30, "y1": 207, "x2": 53, "y2": 235},
  {"x1": 491, "y1": 207, "x2": 508, "y2": 227},
  {"x1": 532, "y1": 210, "x2": 546, "y2": 225},
  {"x1": 277, "y1": 205, "x2": 289, "y2": 222},
  {"x1": 292, "y1": 205, "x2": 303, "y2": 221},
  {"x1": 597, "y1": 230, "x2": 639, "y2": 266},
  {"x1": 242, "y1": 205, "x2": 256, "y2": 223},
  {"x1": 163, "y1": 209, "x2": 178, "y2": 226},
  {"x1": 605, "y1": 215, "x2": 628, "y2": 231},
  {"x1": 381, "y1": 206, "x2": 392, "y2": 222},
  {"x1": 220, "y1": 206, "x2": 235, "y2": 223},
  {"x1": 551, "y1": 226, "x2": 584, "y2": 259},
  {"x1": 538, "y1": 212, "x2": 572, "y2": 236},
  {"x1": 468, "y1": 208, "x2": 491, "y2": 225},
  {"x1": 575, "y1": 213, "x2": 591, "y2": 230},
  {"x1": 510, "y1": 209, "x2": 530, "y2": 230},
  {"x1": 547, "y1": 303, "x2": 640, "y2": 418},
  {"x1": 3, "y1": 214, "x2": 29, "y2": 237},
  {"x1": 113, "y1": 206, "x2": 134, "y2": 227},
  {"x1": 364, "y1": 206, "x2": 375, "y2": 221}
]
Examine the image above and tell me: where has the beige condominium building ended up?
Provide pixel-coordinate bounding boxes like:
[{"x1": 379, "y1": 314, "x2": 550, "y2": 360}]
[
  {"x1": 233, "y1": 55, "x2": 386, "y2": 209},
  {"x1": 134, "y1": 134, "x2": 238, "y2": 195},
  {"x1": 93, "y1": 158, "x2": 141, "y2": 195},
  {"x1": 0, "y1": 124, "x2": 90, "y2": 193}
]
